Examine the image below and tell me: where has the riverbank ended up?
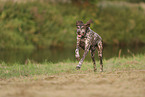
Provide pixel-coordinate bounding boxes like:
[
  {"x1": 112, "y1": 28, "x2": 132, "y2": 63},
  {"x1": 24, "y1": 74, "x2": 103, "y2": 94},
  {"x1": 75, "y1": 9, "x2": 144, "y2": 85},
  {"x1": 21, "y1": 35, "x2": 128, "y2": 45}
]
[
  {"x1": 1, "y1": 45, "x2": 145, "y2": 64},
  {"x1": 0, "y1": 54, "x2": 145, "y2": 97}
]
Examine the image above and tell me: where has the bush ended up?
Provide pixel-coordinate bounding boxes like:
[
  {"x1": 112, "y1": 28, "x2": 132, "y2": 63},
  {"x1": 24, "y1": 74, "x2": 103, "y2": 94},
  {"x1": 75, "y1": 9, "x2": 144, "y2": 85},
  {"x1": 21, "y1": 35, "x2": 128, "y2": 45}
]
[{"x1": 0, "y1": 1, "x2": 145, "y2": 49}]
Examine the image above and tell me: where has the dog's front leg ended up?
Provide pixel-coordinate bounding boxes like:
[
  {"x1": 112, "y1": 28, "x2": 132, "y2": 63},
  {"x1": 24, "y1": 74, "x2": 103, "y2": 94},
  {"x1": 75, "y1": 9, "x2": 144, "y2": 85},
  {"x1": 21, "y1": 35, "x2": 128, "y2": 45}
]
[
  {"x1": 75, "y1": 37, "x2": 81, "y2": 61},
  {"x1": 76, "y1": 39, "x2": 91, "y2": 70},
  {"x1": 75, "y1": 48, "x2": 80, "y2": 61}
]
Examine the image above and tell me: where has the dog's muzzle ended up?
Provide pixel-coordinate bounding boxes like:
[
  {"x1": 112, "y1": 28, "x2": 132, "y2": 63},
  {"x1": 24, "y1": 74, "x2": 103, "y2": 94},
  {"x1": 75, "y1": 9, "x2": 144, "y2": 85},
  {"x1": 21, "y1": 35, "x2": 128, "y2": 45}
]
[{"x1": 77, "y1": 31, "x2": 85, "y2": 38}]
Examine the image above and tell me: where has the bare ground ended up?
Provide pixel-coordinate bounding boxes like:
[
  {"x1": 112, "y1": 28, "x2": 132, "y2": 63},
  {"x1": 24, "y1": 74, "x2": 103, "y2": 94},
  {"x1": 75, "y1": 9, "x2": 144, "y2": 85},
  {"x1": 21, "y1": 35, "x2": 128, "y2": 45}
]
[{"x1": 0, "y1": 70, "x2": 145, "y2": 97}]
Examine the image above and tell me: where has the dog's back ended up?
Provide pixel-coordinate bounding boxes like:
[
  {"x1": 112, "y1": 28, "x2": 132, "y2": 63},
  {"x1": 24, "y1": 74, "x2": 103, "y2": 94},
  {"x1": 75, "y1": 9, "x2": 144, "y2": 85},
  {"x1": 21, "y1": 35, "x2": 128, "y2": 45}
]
[{"x1": 87, "y1": 28, "x2": 102, "y2": 47}]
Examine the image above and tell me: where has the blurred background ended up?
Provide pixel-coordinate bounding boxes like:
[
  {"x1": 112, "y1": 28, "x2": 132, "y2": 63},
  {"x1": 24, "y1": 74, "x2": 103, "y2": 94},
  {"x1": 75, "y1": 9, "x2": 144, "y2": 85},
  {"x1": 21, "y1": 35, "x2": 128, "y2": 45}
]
[{"x1": 0, "y1": 0, "x2": 145, "y2": 64}]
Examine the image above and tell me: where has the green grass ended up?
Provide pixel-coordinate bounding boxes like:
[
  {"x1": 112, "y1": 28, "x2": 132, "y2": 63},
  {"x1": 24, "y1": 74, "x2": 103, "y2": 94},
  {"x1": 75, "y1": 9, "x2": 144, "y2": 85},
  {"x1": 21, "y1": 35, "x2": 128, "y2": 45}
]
[{"x1": 0, "y1": 54, "x2": 145, "y2": 79}]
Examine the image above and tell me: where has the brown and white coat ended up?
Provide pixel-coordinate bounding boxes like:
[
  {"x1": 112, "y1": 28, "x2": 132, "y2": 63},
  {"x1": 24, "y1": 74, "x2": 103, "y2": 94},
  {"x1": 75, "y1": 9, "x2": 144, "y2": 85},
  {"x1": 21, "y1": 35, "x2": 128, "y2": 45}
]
[{"x1": 75, "y1": 20, "x2": 103, "y2": 72}]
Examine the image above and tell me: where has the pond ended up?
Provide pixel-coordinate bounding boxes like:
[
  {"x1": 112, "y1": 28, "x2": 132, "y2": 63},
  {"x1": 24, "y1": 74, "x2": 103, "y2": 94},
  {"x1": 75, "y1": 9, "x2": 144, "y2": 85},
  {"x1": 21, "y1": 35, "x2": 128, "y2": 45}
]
[{"x1": 0, "y1": 46, "x2": 145, "y2": 64}]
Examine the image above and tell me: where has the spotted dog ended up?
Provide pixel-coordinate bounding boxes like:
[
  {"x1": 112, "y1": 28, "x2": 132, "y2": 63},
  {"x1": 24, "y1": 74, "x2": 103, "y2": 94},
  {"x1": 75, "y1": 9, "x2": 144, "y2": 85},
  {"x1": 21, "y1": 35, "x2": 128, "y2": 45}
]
[{"x1": 75, "y1": 19, "x2": 103, "y2": 72}]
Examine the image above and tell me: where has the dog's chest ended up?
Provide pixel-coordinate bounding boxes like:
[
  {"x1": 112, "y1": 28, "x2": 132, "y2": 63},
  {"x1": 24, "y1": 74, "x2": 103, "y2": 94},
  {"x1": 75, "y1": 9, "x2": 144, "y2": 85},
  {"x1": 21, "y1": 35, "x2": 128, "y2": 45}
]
[{"x1": 79, "y1": 38, "x2": 87, "y2": 50}]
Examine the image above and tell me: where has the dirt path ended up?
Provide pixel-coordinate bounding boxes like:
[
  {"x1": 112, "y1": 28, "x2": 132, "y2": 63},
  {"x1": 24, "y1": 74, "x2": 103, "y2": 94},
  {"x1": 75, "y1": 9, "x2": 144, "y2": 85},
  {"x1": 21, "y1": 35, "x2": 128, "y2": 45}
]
[{"x1": 0, "y1": 70, "x2": 145, "y2": 97}]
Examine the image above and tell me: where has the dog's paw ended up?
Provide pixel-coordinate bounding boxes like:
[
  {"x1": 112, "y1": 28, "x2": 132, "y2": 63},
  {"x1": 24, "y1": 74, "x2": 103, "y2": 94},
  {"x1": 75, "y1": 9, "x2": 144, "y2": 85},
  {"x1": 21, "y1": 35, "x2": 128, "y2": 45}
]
[
  {"x1": 100, "y1": 69, "x2": 103, "y2": 72},
  {"x1": 94, "y1": 68, "x2": 97, "y2": 72},
  {"x1": 76, "y1": 65, "x2": 81, "y2": 70}
]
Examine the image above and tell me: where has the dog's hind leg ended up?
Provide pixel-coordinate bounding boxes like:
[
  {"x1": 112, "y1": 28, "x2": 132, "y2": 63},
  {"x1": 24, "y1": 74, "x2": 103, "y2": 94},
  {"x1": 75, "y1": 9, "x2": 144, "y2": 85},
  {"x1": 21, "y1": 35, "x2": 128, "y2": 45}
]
[
  {"x1": 97, "y1": 41, "x2": 103, "y2": 72},
  {"x1": 99, "y1": 56, "x2": 103, "y2": 72},
  {"x1": 90, "y1": 49, "x2": 97, "y2": 72}
]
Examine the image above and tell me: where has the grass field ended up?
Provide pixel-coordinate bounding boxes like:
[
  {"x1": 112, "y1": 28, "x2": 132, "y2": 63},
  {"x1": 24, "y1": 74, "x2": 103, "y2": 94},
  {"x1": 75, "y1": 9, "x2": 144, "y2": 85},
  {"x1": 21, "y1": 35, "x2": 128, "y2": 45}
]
[{"x1": 0, "y1": 54, "x2": 145, "y2": 97}]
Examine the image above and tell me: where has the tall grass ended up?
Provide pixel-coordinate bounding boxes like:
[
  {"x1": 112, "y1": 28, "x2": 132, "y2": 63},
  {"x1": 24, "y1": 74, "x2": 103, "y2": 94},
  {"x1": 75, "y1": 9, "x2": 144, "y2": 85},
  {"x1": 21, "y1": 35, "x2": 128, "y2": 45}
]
[{"x1": 0, "y1": 54, "x2": 144, "y2": 79}]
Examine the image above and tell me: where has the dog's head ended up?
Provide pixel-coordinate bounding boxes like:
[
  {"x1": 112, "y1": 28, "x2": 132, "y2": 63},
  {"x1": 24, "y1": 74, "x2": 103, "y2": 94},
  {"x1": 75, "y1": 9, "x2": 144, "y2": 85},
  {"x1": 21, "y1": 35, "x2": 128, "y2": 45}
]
[{"x1": 76, "y1": 19, "x2": 93, "y2": 38}]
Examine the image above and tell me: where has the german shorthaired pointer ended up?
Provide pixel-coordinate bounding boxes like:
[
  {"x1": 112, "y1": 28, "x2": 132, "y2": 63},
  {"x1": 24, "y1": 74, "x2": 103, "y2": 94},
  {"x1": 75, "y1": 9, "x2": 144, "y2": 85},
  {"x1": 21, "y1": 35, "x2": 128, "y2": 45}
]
[{"x1": 75, "y1": 19, "x2": 103, "y2": 72}]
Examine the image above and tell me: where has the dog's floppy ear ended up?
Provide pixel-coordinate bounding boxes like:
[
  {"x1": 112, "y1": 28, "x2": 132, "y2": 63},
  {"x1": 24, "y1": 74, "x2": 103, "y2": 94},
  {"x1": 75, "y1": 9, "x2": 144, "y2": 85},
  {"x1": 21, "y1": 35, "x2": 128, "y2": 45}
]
[
  {"x1": 76, "y1": 21, "x2": 79, "y2": 26},
  {"x1": 76, "y1": 21, "x2": 83, "y2": 26},
  {"x1": 85, "y1": 19, "x2": 93, "y2": 27}
]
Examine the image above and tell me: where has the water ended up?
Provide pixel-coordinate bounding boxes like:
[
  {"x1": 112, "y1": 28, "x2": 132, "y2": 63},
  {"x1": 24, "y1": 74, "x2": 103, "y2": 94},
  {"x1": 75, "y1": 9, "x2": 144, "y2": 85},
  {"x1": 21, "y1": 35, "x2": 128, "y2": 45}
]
[{"x1": 0, "y1": 46, "x2": 145, "y2": 64}]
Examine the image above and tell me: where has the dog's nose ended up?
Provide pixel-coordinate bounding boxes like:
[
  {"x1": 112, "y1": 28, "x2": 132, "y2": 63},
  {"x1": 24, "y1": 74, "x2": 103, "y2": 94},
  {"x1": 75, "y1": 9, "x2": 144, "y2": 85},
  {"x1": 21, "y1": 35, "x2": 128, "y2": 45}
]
[
  {"x1": 77, "y1": 31, "x2": 80, "y2": 35},
  {"x1": 82, "y1": 32, "x2": 85, "y2": 34}
]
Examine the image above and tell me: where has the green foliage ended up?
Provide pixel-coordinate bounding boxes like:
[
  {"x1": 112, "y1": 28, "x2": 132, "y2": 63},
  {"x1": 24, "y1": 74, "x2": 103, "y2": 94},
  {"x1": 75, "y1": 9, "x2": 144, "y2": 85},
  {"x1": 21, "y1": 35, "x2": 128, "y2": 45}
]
[
  {"x1": 0, "y1": 1, "x2": 145, "y2": 49},
  {"x1": 97, "y1": 3, "x2": 145, "y2": 46},
  {"x1": 102, "y1": 0, "x2": 145, "y2": 3}
]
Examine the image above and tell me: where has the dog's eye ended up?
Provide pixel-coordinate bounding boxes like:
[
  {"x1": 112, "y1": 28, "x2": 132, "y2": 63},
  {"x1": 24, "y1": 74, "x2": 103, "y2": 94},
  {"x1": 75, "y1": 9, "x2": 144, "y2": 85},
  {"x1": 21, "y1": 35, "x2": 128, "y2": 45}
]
[
  {"x1": 77, "y1": 27, "x2": 79, "y2": 29},
  {"x1": 81, "y1": 27, "x2": 84, "y2": 29}
]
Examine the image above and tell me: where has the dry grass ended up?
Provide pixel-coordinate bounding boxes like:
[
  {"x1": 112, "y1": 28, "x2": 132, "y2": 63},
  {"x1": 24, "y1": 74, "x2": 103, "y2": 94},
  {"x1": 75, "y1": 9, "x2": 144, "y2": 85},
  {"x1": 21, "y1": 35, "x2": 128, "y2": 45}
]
[{"x1": 0, "y1": 70, "x2": 145, "y2": 97}]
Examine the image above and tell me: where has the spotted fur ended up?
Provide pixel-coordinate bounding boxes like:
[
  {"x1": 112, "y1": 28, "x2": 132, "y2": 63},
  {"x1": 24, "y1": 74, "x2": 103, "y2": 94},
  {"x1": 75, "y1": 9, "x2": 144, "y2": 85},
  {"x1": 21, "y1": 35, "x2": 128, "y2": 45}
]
[{"x1": 75, "y1": 19, "x2": 103, "y2": 72}]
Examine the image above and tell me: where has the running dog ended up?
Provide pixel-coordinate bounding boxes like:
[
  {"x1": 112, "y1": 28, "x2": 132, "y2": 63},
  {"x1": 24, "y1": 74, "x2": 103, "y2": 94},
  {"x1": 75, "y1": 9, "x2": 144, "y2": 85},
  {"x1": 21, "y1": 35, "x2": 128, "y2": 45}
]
[{"x1": 75, "y1": 19, "x2": 103, "y2": 72}]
